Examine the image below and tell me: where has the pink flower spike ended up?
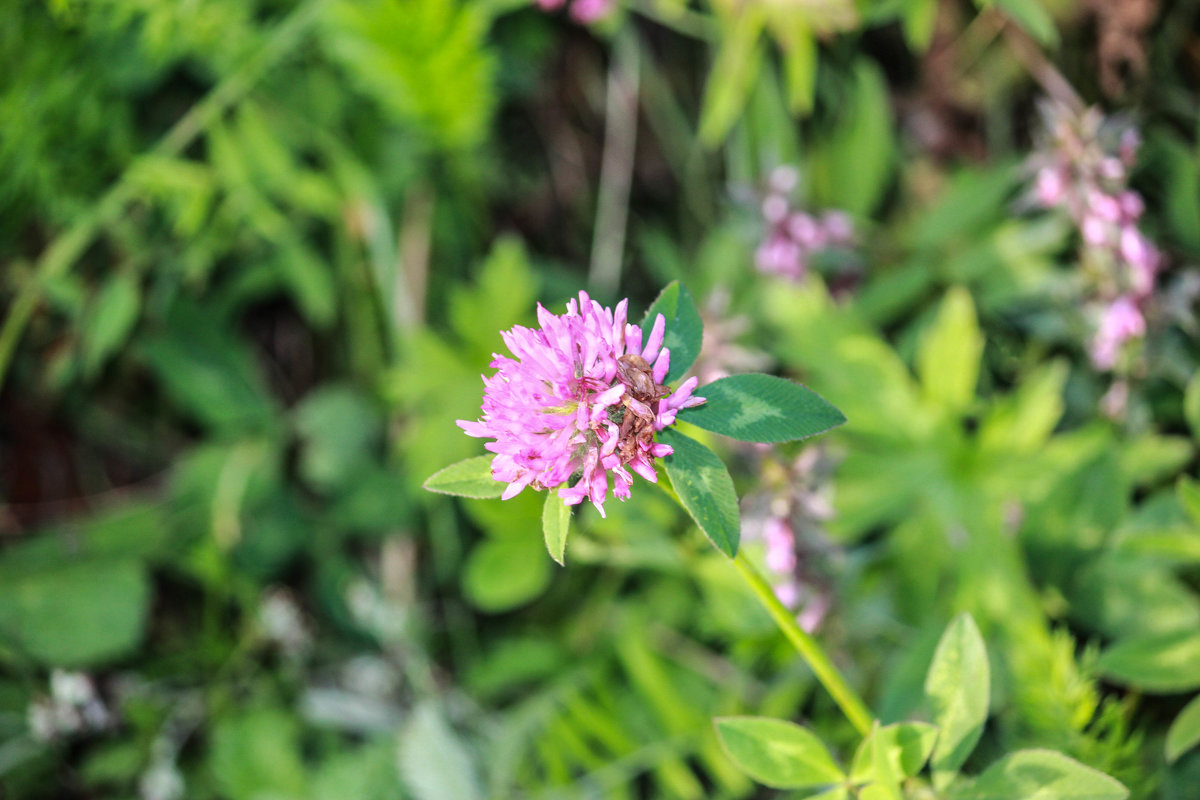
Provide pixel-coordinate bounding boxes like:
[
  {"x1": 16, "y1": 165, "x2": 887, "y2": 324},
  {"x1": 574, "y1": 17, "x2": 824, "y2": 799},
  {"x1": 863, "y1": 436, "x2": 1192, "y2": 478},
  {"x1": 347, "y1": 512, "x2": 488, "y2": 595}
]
[
  {"x1": 1090, "y1": 192, "x2": 1122, "y2": 223},
  {"x1": 1081, "y1": 215, "x2": 1109, "y2": 247},
  {"x1": 1118, "y1": 191, "x2": 1145, "y2": 221},
  {"x1": 1034, "y1": 167, "x2": 1066, "y2": 207},
  {"x1": 1091, "y1": 295, "x2": 1145, "y2": 370},
  {"x1": 569, "y1": 0, "x2": 614, "y2": 22}
]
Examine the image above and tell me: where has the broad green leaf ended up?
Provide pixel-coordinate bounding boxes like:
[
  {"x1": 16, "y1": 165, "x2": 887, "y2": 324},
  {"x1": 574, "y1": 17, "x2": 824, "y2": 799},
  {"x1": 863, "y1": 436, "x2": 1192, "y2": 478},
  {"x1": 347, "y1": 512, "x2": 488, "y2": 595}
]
[
  {"x1": 1179, "y1": 477, "x2": 1200, "y2": 526},
  {"x1": 769, "y1": 17, "x2": 817, "y2": 114},
  {"x1": 461, "y1": 489, "x2": 543, "y2": 540},
  {"x1": 907, "y1": 163, "x2": 1021, "y2": 251},
  {"x1": 1186, "y1": 372, "x2": 1200, "y2": 440},
  {"x1": 949, "y1": 749, "x2": 1128, "y2": 800},
  {"x1": 994, "y1": 0, "x2": 1059, "y2": 47},
  {"x1": 698, "y1": 9, "x2": 765, "y2": 146},
  {"x1": 925, "y1": 613, "x2": 989, "y2": 787},
  {"x1": 423, "y1": 456, "x2": 504, "y2": 499},
  {"x1": 312, "y1": 738, "x2": 402, "y2": 800},
  {"x1": 642, "y1": 281, "x2": 704, "y2": 384},
  {"x1": 276, "y1": 241, "x2": 337, "y2": 329},
  {"x1": 450, "y1": 236, "x2": 537, "y2": 361},
  {"x1": 850, "y1": 722, "x2": 938, "y2": 787},
  {"x1": 810, "y1": 59, "x2": 895, "y2": 216},
  {"x1": 1119, "y1": 436, "x2": 1193, "y2": 488},
  {"x1": 902, "y1": 0, "x2": 938, "y2": 51},
  {"x1": 810, "y1": 790, "x2": 849, "y2": 800},
  {"x1": 1068, "y1": 556, "x2": 1200, "y2": 639},
  {"x1": 80, "y1": 740, "x2": 144, "y2": 786},
  {"x1": 81, "y1": 272, "x2": 140, "y2": 377},
  {"x1": 1154, "y1": 134, "x2": 1200, "y2": 253},
  {"x1": 0, "y1": 559, "x2": 149, "y2": 667},
  {"x1": 542, "y1": 491, "x2": 571, "y2": 565},
  {"x1": 978, "y1": 360, "x2": 1067, "y2": 454},
  {"x1": 658, "y1": 428, "x2": 740, "y2": 557},
  {"x1": 679, "y1": 373, "x2": 845, "y2": 443},
  {"x1": 1097, "y1": 630, "x2": 1200, "y2": 693},
  {"x1": 1166, "y1": 694, "x2": 1200, "y2": 763},
  {"x1": 714, "y1": 717, "x2": 844, "y2": 789},
  {"x1": 399, "y1": 703, "x2": 484, "y2": 800},
  {"x1": 293, "y1": 385, "x2": 381, "y2": 492},
  {"x1": 209, "y1": 708, "x2": 309, "y2": 800},
  {"x1": 1112, "y1": 526, "x2": 1200, "y2": 565},
  {"x1": 141, "y1": 310, "x2": 278, "y2": 433},
  {"x1": 463, "y1": 538, "x2": 551, "y2": 612},
  {"x1": 916, "y1": 287, "x2": 982, "y2": 413}
]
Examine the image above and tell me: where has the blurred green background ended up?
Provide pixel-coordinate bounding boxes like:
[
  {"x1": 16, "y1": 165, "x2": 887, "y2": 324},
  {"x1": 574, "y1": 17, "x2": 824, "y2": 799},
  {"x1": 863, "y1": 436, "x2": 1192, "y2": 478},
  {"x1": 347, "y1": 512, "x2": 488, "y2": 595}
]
[{"x1": 3, "y1": 0, "x2": 1200, "y2": 797}]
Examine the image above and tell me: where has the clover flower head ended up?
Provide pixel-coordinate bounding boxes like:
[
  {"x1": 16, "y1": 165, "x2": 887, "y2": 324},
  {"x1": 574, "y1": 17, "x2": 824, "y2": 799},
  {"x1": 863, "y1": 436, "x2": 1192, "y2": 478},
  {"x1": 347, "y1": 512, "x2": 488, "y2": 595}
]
[{"x1": 458, "y1": 291, "x2": 704, "y2": 516}]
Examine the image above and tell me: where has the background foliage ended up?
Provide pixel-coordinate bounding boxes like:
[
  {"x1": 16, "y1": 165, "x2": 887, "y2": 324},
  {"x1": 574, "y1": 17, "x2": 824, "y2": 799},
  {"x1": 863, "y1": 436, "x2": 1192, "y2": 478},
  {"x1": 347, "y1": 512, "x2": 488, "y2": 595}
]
[{"x1": 2, "y1": 0, "x2": 1200, "y2": 797}]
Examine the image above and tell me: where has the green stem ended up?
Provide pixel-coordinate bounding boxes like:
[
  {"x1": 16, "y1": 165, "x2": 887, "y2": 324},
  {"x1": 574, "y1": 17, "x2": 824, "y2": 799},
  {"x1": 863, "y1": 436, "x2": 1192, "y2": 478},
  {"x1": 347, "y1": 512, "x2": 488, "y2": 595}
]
[
  {"x1": 731, "y1": 551, "x2": 874, "y2": 736},
  {"x1": 0, "y1": 0, "x2": 329, "y2": 393}
]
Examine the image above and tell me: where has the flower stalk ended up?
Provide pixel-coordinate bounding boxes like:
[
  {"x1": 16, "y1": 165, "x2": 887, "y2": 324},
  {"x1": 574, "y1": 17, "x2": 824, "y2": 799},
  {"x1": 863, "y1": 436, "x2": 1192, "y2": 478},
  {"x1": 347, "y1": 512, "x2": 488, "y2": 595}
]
[{"x1": 731, "y1": 550, "x2": 874, "y2": 736}]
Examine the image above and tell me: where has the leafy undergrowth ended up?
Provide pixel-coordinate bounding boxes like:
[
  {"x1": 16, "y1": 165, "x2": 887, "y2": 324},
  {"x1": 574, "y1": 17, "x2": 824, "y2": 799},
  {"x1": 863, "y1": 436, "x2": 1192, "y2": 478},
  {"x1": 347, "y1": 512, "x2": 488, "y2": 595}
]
[{"x1": 2, "y1": 0, "x2": 1200, "y2": 798}]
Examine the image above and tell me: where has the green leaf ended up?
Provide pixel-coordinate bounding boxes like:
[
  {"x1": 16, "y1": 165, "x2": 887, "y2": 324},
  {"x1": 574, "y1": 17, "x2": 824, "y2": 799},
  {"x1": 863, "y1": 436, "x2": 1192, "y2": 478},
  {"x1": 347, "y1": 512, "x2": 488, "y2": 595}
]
[
  {"x1": 1068, "y1": 556, "x2": 1200, "y2": 639},
  {"x1": 925, "y1": 613, "x2": 989, "y2": 787},
  {"x1": 80, "y1": 740, "x2": 144, "y2": 786},
  {"x1": 450, "y1": 236, "x2": 537, "y2": 360},
  {"x1": 714, "y1": 716, "x2": 844, "y2": 789},
  {"x1": 698, "y1": 9, "x2": 765, "y2": 146},
  {"x1": 1119, "y1": 435, "x2": 1193, "y2": 487},
  {"x1": 312, "y1": 738, "x2": 402, "y2": 800},
  {"x1": 916, "y1": 287, "x2": 983, "y2": 413},
  {"x1": 994, "y1": 0, "x2": 1059, "y2": 47},
  {"x1": 1179, "y1": 477, "x2": 1200, "y2": 526},
  {"x1": 1186, "y1": 372, "x2": 1200, "y2": 440},
  {"x1": 850, "y1": 722, "x2": 938, "y2": 787},
  {"x1": 1166, "y1": 694, "x2": 1200, "y2": 763},
  {"x1": 978, "y1": 360, "x2": 1067, "y2": 454},
  {"x1": 679, "y1": 373, "x2": 845, "y2": 443},
  {"x1": 542, "y1": 491, "x2": 571, "y2": 566},
  {"x1": 0, "y1": 559, "x2": 149, "y2": 667},
  {"x1": 809, "y1": 59, "x2": 895, "y2": 216},
  {"x1": 322, "y1": 0, "x2": 494, "y2": 150},
  {"x1": 1097, "y1": 630, "x2": 1200, "y2": 693},
  {"x1": 293, "y1": 385, "x2": 381, "y2": 492},
  {"x1": 902, "y1": 0, "x2": 938, "y2": 51},
  {"x1": 209, "y1": 708, "x2": 309, "y2": 800},
  {"x1": 642, "y1": 281, "x2": 704, "y2": 384},
  {"x1": 770, "y1": 18, "x2": 817, "y2": 114},
  {"x1": 949, "y1": 749, "x2": 1128, "y2": 800},
  {"x1": 1112, "y1": 526, "x2": 1200, "y2": 565},
  {"x1": 463, "y1": 537, "x2": 551, "y2": 612},
  {"x1": 398, "y1": 702, "x2": 484, "y2": 800},
  {"x1": 81, "y1": 272, "x2": 140, "y2": 378},
  {"x1": 424, "y1": 456, "x2": 504, "y2": 499},
  {"x1": 658, "y1": 428, "x2": 740, "y2": 557}
]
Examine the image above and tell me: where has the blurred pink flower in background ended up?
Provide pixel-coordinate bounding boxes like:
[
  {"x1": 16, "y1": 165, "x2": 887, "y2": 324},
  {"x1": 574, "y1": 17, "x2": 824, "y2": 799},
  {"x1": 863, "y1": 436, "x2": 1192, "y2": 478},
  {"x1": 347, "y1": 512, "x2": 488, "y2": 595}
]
[
  {"x1": 537, "y1": 0, "x2": 615, "y2": 23},
  {"x1": 1091, "y1": 295, "x2": 1146, "y2": 370},
  {"x1": 1030, "y1": 101, "x2": 1162, "y2": 372},
  {"x1": 740, "y1": 447, "x2": 838, "y2": 633},
  {"x1": 754, "y1": 167, "x2": 857, "y2": 284}
]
